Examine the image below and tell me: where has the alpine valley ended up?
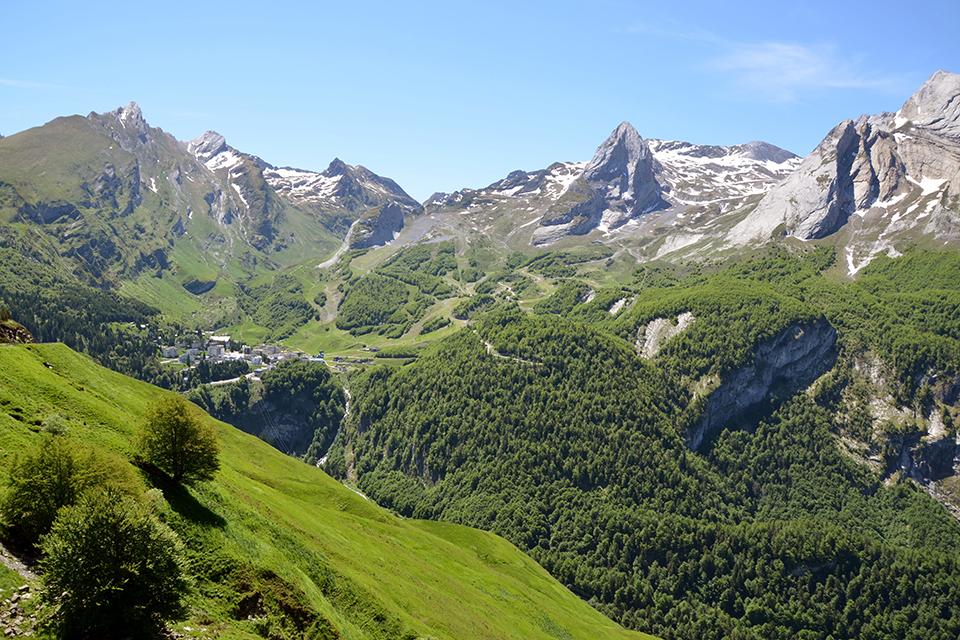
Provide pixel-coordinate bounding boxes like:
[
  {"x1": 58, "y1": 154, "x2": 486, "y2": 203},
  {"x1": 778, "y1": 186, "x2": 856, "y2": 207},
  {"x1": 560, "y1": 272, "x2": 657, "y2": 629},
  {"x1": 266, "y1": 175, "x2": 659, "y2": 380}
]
[{"x1": 2, "y1": 70, "x2": 960, "y2": 640}]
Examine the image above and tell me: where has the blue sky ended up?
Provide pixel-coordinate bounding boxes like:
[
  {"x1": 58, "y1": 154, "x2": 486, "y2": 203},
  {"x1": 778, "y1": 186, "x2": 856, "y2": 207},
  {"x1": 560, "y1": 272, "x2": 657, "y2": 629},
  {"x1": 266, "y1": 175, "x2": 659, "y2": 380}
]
[{"x1": 2, "y1": 1, "x2": 958, "y2": 200}]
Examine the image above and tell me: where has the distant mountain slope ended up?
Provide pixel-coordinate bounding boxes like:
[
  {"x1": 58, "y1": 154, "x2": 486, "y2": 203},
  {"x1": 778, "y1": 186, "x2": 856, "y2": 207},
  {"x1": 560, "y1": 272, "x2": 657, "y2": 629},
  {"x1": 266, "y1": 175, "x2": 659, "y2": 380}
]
[
  {"x1": 424, "y1": 122, "x2": 799, "y2": 246},
  {"x1": 731, "y1": 70, "x2": 960, "y2": 272},
  {"x1": 0, "y1": 342, "x2": 652, "y2": 640},
  {"x1": 190, "y1": 130, "x2": 422, "y2": 247},
  {"x1": 0, "y1": 103, "x2": 421, "y2": 301}
]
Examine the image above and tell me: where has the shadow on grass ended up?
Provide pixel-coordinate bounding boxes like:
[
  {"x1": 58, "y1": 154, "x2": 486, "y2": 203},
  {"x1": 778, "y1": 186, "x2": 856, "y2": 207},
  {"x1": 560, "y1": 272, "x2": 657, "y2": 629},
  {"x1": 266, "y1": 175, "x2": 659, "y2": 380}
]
[{"x1": 136, "y1": 461, "x2": 226, "y2": 529}]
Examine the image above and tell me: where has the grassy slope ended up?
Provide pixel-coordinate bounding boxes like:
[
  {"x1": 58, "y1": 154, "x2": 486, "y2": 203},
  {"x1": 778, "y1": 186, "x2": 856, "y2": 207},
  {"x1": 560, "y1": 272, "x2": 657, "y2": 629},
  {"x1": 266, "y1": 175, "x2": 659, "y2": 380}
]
[{"x1": 0, "y1": 343, "x2": 651, "y2": 640}]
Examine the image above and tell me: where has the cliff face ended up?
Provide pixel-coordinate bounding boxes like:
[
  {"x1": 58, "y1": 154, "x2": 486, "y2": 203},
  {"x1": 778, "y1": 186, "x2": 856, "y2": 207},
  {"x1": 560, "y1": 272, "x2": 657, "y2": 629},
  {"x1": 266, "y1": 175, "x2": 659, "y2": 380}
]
[
  {"x1": 898, "y1": 435, "x2": 959, "y2": 482},
  {"x1": 688, "y1": 318, "x2": 838, "y2": 450}
]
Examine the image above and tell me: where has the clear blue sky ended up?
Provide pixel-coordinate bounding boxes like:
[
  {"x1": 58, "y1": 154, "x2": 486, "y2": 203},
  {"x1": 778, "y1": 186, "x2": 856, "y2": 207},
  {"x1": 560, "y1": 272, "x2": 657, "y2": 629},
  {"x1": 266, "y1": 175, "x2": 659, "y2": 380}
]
[{"x1": 2, "y1": 1, "x2": 958, "y2": 200}]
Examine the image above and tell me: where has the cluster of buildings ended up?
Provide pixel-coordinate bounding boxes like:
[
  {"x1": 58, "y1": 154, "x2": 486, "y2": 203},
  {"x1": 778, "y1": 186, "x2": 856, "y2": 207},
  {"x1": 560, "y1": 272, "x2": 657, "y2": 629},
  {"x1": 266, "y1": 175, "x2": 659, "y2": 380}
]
[{"x1": 159, "y1": 334, "x2": 325, "y2": 370}]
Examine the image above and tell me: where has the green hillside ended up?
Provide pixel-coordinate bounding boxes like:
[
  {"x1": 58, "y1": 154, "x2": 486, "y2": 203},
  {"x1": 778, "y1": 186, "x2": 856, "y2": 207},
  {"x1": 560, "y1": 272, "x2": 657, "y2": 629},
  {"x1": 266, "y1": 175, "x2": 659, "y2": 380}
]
[{"x1": 0, "y1": 342, "x2": 652, "y2": 640}]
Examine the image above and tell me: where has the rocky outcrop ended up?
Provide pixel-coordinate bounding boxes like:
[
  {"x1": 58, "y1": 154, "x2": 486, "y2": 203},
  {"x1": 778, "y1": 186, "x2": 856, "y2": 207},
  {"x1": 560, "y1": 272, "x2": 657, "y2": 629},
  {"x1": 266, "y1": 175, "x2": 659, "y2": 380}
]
[
  {"x1": 687, "y1": 318, "x2": 837, "y2": 450},
  {"x1": 730, "y1": 117, "x2": 908, "y2": 242},
  {"x1": 637, "y1": 312, "x2": 695, "y2": 358},
  {"x1": 20, "y1": 201, "x2": 81, "y2": 224},
  {"x1": 0, "y1": 320, "x2": 34, "y2": 344},
  {"x1": 904, "y1": 435, "x2": 958, "y2": 482},
  {"x1": 182, "y1": 279, "x2": 217, "y2": 295}
]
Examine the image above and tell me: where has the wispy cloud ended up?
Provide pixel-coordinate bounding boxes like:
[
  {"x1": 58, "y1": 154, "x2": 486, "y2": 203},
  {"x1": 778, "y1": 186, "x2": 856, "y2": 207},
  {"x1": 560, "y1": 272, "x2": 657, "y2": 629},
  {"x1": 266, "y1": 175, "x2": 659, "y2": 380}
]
[
  {"x1": 0, "y1": 77, "x2": 69, "y2": 90},
  {"x1": 625, "y1": 23, "x2": 899, "y2": 102},
  {"x1": 709, "y1": 42, "x2": 895, "y2": 101}
]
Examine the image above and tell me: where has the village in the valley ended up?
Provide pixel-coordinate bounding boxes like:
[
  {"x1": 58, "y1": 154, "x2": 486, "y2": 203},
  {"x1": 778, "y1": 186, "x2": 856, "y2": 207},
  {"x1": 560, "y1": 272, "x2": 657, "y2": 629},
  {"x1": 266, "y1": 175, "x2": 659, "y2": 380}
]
[{"x1": 157, "y1": 332, "x2": 378, "y2": 383}]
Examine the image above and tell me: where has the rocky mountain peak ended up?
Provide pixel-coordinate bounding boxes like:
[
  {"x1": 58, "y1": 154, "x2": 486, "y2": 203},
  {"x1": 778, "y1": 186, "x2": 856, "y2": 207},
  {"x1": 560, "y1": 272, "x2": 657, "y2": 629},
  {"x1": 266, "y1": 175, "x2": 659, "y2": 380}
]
[
  {"x1": 325, "y1": 158, "x2": 350, "y2": 176},
  {"x1": 115, "y1": 101, "x2": 145, "y2": 130},
  {"x1": 897, "y1": 70, "x2": 960, "y2": 140},
  {"x1": 187, "y1": 131, "x2": 228, "y2": 162},
  {"x1": 85, "y1": 101, "x2": 153, "y2": 149},
  {"x1": 581, "y1": 121, "x2": 664, "y2": 229},
  {"x1": 584, "y1": 121, "x2": 650, "y2": 179}
]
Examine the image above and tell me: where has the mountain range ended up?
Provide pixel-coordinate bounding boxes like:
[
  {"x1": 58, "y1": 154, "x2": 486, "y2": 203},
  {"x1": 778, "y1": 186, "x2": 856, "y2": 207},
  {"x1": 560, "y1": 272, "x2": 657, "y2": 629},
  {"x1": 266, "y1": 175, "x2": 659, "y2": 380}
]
[
  {"x1": 2, "y1": 70, "x2": 957, "y2": 298},
  {"x1": 421, "y1": 70, "x2": 960, "y2": 271}
]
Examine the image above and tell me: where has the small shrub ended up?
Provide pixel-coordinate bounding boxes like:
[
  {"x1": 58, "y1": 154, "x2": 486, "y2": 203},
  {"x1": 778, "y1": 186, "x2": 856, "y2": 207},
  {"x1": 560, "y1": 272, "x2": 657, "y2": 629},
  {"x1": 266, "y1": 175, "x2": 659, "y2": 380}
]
[
  {"x1": 40, "y1": 488, "x2": 187, "y2": 638},
  {"x1": 0, "y1": 437, "x2": 138, "y2": 548},
  {"x1": 41, "y1": 413, "x2": 70, "y2": 435}
]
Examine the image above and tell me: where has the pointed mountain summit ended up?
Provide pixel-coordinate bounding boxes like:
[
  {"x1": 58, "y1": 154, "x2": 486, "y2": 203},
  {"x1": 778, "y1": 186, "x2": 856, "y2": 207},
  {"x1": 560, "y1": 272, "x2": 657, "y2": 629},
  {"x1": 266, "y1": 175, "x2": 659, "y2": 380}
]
[
  {"x1": 86, "y1": 100, "x2": 154, "y2": 150},
  {"x1": 582, "y1": 122, "x2": 665, "y2": 229}
]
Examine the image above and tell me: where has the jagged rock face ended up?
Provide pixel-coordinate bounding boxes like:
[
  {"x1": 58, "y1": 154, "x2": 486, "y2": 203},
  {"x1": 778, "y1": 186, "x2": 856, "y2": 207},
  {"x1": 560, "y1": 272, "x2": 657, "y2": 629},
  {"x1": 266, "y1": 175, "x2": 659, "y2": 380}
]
[
  {"x1": 730, "y1": 118, "x2": 909, "y2": 242},
  {"x1": 88, "y1": 101, "x2": 152, "y2": 150},
  {"x1": 899, "y1": 69, "x2": 960, "y2": 142},
  {"x1": 688, "y1": 318, "x2": 838, "y2": 450},
  {"x1": 21, "y1": 201, "x2": 81, "y2": 225},
  {"x1": 187, "y1": 130, "x2": 228, "y2": 161},
  {"x1": 900, "y1": 435, "x2": 959, "y2": 482},
  {"x1": 730, "y1": 70, "x2": 960, "y2": 267}
]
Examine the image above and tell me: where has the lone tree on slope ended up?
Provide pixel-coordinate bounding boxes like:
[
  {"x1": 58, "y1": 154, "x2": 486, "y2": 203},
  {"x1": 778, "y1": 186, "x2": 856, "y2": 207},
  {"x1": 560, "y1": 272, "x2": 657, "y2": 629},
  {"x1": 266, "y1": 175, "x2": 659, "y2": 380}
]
[{"x1": 139, "y1": 396, "x2": 220, "y2": 484}]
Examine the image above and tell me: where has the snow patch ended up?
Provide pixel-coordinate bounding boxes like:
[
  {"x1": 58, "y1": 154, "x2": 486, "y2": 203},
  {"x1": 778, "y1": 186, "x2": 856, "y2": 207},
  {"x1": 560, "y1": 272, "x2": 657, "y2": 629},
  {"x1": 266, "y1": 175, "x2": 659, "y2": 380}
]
[
  {"x1": 846, "y1": 246, "x2": 881, "y2": 276},
  {"x1": 231, "y1": 183, "x2": 249, "y2": 209},
  {"x1": 204, "y1": 149, "x2": 244, "y2": 173},
  {"x1": 264, "y1": 167, "x2": 342, "y2": 203},
  {"x1": 544, "y1": 162, "x2": 586, "y2": 198}
]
